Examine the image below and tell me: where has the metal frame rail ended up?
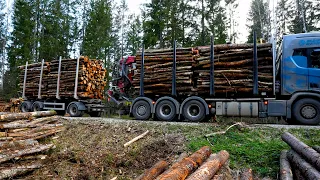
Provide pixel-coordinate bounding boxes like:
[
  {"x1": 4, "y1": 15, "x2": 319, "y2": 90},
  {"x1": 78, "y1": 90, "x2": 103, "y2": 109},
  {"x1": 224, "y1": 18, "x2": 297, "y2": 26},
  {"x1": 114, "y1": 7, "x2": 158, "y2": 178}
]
[
  {"x1": 253, "y1": 32, "x2": 259, "y2": 95},
  {"x1": 140, "y1": 46, "x2": 145, "y2": 97},
  {"x1": 74, "y1": 56, "x2": 80, "y2": 100},
  {"x1": 22, "y1": 62, "x2": 28, "y2": 100},
  {"x1": 37, "y1": 59, "x2": 45, "y2": 99},
  {"x1": 210, "y1": 35, "x2": 215, "y2": 96},
  {"x1": 172, "y1": 40, "x2": 177, "y2": 97},
  {"x1": 56, "y1": 56, "x2": 62, "y2": 99}
]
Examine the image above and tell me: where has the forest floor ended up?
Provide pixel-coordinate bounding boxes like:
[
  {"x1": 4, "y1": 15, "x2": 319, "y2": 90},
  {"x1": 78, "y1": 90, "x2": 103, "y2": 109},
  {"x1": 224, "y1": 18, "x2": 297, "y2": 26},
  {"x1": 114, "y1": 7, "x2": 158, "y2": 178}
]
[{"x1": 23, "y1": 117, "x2": 320, "y2": 180}]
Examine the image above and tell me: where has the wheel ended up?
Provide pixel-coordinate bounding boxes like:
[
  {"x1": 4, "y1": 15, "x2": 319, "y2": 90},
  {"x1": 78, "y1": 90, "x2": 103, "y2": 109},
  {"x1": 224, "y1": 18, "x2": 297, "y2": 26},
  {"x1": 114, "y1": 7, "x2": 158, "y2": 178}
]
[
  {"x1": 292, "y1": 98, "x2": 320, "y2": 125},
  {"x1": 89, "y1": 111, "x2": 102, "y2": 117},
  {"x1": 20, "y1": 101, "x2": 32, "y2": 112},
  {"x1": 32, "y1": 101, "x2": 43, "y2": 112},
  {"x1": 132, "y1": 100, "x2": 151, "y2": 120},
  {"x1": 67, "y1": 103, "x2": 85, "y2": 117},
  {"x1": 182, "y1": 100, "x2": 206, "y2": 122},
  {"x1": 155, "y1": 100, "x2": 176, "y2": 121}
]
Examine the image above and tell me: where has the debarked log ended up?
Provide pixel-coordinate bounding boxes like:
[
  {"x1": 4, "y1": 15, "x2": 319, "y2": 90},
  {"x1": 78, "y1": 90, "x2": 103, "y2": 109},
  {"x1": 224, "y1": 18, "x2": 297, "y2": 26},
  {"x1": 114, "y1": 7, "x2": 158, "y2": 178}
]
[
  {"x1": 136, "y1": 160, "x2": 169, "y2": 180},
  {"x1": 0, "y1": 111, "x2": 57, "y2": 121},
  {"x1": 0, "y1": 144, "x2": 53, "y2": 164}
]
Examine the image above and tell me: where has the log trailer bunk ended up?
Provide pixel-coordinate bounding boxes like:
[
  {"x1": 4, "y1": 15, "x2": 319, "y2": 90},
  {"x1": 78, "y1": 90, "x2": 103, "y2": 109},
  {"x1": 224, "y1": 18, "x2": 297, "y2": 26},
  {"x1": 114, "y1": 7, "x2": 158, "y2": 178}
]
[
  {"x1": 20, "y1": 56, "x2": 105, "y2": 117},
  {"x1": 129, "y1": 32, "x2": 320, "y2": 125}
]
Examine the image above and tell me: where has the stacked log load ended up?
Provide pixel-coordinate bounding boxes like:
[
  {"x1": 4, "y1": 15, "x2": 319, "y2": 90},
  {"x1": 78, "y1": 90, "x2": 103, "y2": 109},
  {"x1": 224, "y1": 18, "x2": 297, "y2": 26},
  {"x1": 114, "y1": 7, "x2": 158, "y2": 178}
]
[
  {"x1": 133, "y1": 43, "x2": 273, "y2": 97},
  {"x1": 0, "y1": 111, "x2": 64, "y2": 179},
  {"x1": 193, "y1": 43, "x2": 273, "y2": 96},
  {"x1": 19, "y1": 56, "x2": 107, "y2": 100},
  {"x1": 133, "y1": 48, "x2": 198, "y2": 95},
  {"x1": 280, "y1": 132, "x2": 320, "y2": 180}
]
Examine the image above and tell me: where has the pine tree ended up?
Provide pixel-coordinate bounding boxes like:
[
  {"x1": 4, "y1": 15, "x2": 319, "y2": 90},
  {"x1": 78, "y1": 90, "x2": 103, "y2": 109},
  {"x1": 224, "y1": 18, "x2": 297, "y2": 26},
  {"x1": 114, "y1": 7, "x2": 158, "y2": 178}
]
[
  {"x1": 246, "y1": 0, "x2": 271, "y2": 43},
  {"x1": 0, "y1": 0, "x2": 6, "y2": 90},
  {"x1": 276, "y1": 0, "x2": 290, "y2": 39}
]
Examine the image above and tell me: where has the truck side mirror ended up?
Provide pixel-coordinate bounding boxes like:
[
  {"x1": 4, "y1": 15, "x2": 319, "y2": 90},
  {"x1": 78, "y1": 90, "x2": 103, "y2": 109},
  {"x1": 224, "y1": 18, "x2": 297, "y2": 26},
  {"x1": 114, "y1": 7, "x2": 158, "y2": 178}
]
[{"x1": 292, "y1": 55, "x2": 308, "y2": 68}]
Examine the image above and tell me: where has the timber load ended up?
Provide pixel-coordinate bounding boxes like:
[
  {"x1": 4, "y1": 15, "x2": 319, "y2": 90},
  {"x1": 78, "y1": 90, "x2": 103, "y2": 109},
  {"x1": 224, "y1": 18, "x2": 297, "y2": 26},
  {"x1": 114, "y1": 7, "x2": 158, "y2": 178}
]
[
  {"x1": 18, "y1": 56, "x2": 107, "y2": 100},
  {"x1": 194, "y1": 43, "x2": 273, "y2": 96},
  {"x1": 280, "y1": 132, "x2": 320, "y2": 180},
  {"x1": 133, "y1": 47, "x2": 198, "y2": 95},
  {"x1": 133, "y1": 42, "x2": 273, "y2": 97},
  {"x1": 0, "y1": 111, "x2": 64, "y2": 179}
]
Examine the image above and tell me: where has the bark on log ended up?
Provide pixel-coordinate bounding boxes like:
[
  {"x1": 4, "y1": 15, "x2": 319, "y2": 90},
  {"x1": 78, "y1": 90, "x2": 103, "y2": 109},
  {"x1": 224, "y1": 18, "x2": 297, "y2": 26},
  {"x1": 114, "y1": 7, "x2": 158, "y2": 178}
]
[
  {"x1": 313, "y1": 146, "x2": 320, "y2": 153},
  {"x1": 156, "y1": 153, "x2": 189, "y2": 180},
  {"x1": 281, "y1": 132, "x2": 320, "y2": 171},
  {"x1": 286, "y1": 149, "x2": 320, "y2": 180},
  {"x1": 0, "y1": 162, "x2": 43, "y2": 180},
  {"x1": 0, "y1": 111, "x2": 57, "y2": 121},
  {"x1": 279, "y1": 150, "x2": 293, "y2": 180},
  {"x1": 196, "y1": 43, "x2": 271, "y2": 52},
  {"x1": 157, "y1": 146, "x2": 211, "y2": 180},
  {"x1": 136, "y1": 160, "x2": 169, "y2": 180},
  {"x1": 185, "y1": 150, "x2": 229, "y2": 180},
  {"x1": 0, "y1": 144, "x2": 53, "y2": 164}
]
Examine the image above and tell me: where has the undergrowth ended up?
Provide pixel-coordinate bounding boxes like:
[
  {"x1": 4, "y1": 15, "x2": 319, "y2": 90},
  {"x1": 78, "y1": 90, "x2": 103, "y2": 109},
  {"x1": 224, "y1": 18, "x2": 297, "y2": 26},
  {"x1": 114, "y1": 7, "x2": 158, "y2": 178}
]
[{"x1": 187, "y1": 127, "x2": 320, "y2": 179}]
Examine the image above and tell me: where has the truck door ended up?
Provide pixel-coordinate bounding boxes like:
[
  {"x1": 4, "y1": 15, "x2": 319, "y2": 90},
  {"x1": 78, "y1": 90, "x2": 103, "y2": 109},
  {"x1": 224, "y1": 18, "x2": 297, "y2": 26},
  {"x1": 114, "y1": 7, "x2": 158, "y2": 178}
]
[
  {"x1": 308, "y1": 49, "x2": 320, "y2": 91},
  {"x1": 282, "y1": 49, "x2": 309, "y2": 94}
]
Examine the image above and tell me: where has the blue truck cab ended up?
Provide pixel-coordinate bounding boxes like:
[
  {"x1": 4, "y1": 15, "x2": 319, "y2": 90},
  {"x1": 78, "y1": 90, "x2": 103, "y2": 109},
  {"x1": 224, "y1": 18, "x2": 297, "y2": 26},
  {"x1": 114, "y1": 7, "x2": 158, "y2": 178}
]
[{"x1": 270, "y1": 32, "x2": 320, "y2": 125}]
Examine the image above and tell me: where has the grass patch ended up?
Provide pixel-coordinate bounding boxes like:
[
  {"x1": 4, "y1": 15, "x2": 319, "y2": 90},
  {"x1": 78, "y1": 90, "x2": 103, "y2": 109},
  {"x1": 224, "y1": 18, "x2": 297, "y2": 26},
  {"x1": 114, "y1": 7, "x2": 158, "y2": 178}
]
[{"x1": 187, "y1": 127, "x2": 320, "y2": 179}]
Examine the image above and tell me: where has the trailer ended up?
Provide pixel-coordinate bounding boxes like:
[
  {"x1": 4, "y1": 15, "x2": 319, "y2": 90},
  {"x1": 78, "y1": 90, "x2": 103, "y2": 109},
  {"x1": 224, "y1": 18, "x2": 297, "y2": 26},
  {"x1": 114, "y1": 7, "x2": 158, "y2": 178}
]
[
  {"x1": 129, "y1": 32, "x2": 320, "y2": 125},
  {"x1": 19, "y1": 56, "x2": 106, "y2": 117}
]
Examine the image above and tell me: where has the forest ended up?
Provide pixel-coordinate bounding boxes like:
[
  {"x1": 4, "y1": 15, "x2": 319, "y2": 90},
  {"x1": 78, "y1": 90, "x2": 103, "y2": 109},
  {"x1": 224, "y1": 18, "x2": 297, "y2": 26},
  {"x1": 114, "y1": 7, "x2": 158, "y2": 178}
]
[{"x1": 0, "y1": 0, "x2": 319, "y2": 100}]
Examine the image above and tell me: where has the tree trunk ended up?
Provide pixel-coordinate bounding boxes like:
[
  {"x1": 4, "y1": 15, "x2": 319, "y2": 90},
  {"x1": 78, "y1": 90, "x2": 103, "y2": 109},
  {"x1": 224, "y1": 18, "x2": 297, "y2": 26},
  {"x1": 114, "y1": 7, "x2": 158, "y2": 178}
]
[
  {"x1": 279, "y1": 150, "x2": 293, "y2": 180},
  {"x1": 136, "y1": 160, "x2": 169, "y2": 180},
  {"x1": 0, "y1": 111, "x2": 57, "y2": 122},
  {"x1": 0, "y1": 162, "x2": 43, "y2": 179}
]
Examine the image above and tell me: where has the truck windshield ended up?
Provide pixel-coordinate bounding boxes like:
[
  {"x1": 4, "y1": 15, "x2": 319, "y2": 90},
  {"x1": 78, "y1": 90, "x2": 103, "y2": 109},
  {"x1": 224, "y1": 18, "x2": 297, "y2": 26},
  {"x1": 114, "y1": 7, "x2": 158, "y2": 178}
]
[{"x1": 292, "y1": 48, "x2": 320, "y2": 69}]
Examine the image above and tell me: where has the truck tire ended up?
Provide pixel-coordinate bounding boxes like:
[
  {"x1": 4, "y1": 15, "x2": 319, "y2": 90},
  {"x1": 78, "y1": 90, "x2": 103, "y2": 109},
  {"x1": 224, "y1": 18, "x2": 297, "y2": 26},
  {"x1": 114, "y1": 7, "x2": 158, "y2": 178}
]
[
  {"x1": 67, "y1": 103, "x2": 85, "y2": 117},
  {"x1": 32, "y1": 101, "x2": 43, "y2": 112},
  {"x1": 132, "y1": 100, "x2": 151, "y2": 120},
  {"x1": 292, "y1": 98, "x2": 320, "y2": 125},
  {"x1": 155, "y1": 100, "x2": 176, "y2": 121},
  {"x1": 182, "y1": 100, "x2": 205, "y2": 122},
  {"x1": 20, "y1": 101, "x2": 32, "y2": 112}
]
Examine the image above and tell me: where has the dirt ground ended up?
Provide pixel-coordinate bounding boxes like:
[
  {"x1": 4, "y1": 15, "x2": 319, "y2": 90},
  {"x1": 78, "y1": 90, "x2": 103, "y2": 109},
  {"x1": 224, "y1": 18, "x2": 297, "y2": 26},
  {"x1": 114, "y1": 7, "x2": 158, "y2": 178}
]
[{"x1": 25, "y1": 119, "x2": 192, "y2": 180}]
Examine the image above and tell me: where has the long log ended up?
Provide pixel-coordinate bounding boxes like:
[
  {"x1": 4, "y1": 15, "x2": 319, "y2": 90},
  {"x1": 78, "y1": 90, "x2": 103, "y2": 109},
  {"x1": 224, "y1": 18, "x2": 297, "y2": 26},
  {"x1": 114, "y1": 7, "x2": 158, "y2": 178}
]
[
  {"x1": 156, "y1": 153, "x2": 189, "y2": 180},
  {"x1": 281, "y1": 132, "x2": 320, "y2": 171},
  {"x1": 0, "y1": 144, "x2": 53, "y2": 164},
  {"x1": 157, "y1": 146, "x2": 211, "y2": 180},
  {"x1": 185, "y1": 150, "x2": 229, "y2": 180},
  {"x1": 196, "y1": 43, "x2": 272, "y2": 52},
  {"x1": 0, "y1": 111, "x2": 57, "y2": 121},
  {"x1": 279, "y1": 150, "x2": 293, "y2": 180},
  {"x1": 286, "y1": 149, "x2": 320, "y2": 180},
  {"x1": 0, "y1": 162, "x2": 43, "y2": 180},
  {"x1": 136, "y1": 160, "x2": 169, "y2": 180},
  {"x1": 313, "y1": 146, "x2": 320, "y2": 153},
  {"x1": 0, "y1": 139, "x2": 39, "y2": 149}
]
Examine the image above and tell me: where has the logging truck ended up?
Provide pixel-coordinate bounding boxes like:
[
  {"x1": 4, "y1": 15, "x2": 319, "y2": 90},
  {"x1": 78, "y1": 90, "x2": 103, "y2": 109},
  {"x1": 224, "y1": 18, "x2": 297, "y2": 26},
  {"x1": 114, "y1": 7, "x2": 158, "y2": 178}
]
[
  {"x1": 109, "y1": 32, "x2": 320, "y2": 125},
  {"x1": 19, "y1": 56, "x2": 106, "y2": 117}
]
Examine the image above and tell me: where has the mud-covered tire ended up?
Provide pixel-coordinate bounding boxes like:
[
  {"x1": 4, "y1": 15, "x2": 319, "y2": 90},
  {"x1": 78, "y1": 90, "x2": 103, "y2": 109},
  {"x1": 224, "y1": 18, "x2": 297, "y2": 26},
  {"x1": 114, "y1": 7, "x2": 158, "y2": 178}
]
[
  {"x1": 182, "y1": 100, "x2": 206, "y2": 122},
  {"x1": 292, "y1": 98, "x2": 320, "y2": 125},
  {"x1": 155, "y1": 100, "x2": 176, "y2": 121},
  {"x1": 132, "y1": 100, "x2": 151, "y2": 120}
]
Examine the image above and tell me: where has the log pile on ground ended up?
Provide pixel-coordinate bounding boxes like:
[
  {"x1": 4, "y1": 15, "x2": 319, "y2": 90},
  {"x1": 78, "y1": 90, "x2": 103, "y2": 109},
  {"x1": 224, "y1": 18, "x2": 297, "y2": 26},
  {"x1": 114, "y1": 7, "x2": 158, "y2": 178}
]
[
  {"x1": 0, "y1": 111, "x2": 64, "y2": 179},
  {"x1": 135, "y1": 146, "x2": 232, "y2": 180},
  {"x1": 133, "y1": 43, "x2": 273, "y2": 97},
  {"x1": 18, "y1": 56, "x2": 107, "y2": 100},
  {"x1": 133, "y1": 48, "x2": 198, "y2": 95},
  {"x1": 0, "y1": 98, "x2": 23, "y2": 113},
  {"x1": 280, "y1": 132, "x2": 320, "y2": 180}
]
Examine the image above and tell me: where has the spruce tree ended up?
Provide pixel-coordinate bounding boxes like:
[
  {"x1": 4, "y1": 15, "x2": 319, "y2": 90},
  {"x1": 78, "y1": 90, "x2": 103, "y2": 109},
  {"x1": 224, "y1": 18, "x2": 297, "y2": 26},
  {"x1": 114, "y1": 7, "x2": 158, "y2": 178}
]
[
  {"x1": 127, "y1": 15, "x2": 142, "y2": 55},
  {"x1": 246, "y1": 0, "x2": 271, "y2": 43}
]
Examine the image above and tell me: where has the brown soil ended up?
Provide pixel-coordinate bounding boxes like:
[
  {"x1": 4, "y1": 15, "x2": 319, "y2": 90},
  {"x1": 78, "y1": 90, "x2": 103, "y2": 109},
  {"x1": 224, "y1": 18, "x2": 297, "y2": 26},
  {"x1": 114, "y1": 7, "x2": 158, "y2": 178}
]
[{"x1": 24, "y1": 120, "x2": 188, "y2": 180}]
